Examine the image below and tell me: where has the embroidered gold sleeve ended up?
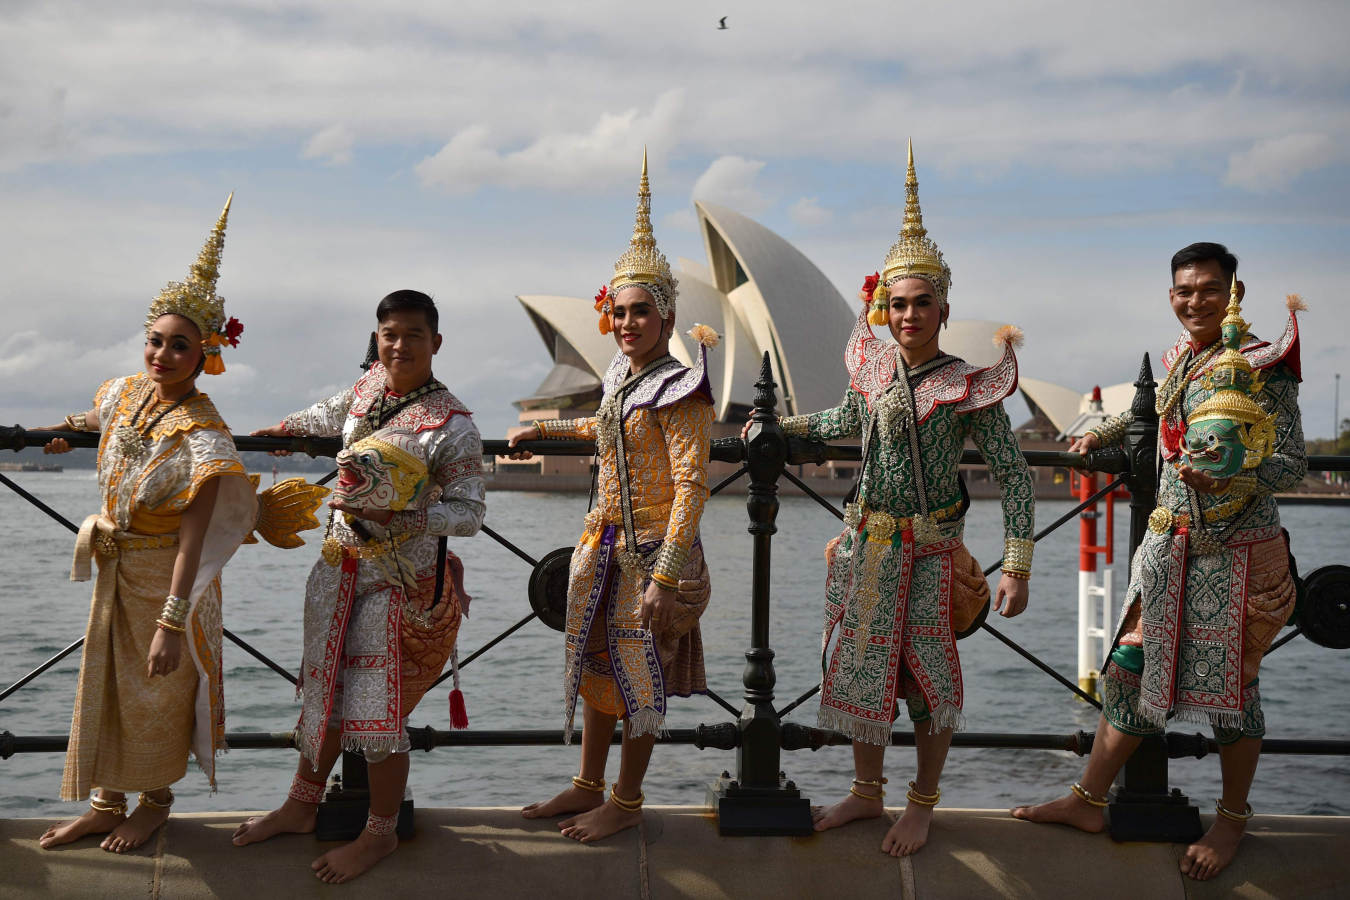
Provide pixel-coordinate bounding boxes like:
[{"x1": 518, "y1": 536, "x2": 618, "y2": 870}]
[
  {"x1": 966, "y1": 403, "x2": 1035, "y2": 573},
  {"x1": 536, "y1": 417, "x2": 598, "y2": 440},
  {"x1": 651, "y1": 398, "x2": 714, "y2": 585},
  {"x1": 1086, "y1": 411, "x2": 1134, "y2": 447}
]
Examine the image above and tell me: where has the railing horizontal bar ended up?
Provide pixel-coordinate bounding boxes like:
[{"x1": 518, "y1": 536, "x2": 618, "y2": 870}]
[
  {"x1": 5, "y1": 728, "x2": 1346, "y2": 756},
  {"x1": 0, "y1": 638, "x2": 85, "y2": 703}
]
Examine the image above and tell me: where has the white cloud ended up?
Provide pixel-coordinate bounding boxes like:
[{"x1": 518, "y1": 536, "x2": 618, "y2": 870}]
[
  {"x1": 691, "y1": 156, "x2": 769, "y2": 214},
  {"x1": 788, "y1": 196, "x2": 832, "y2": 227},
  {"x1": 415, "y1": 91, "x2": 684, "y2": 193},
  {"x1": 301, "y1": 124, "x2": 355, "y2": 166},
  {"x1": 1224, "y1": 133, "x2": 1339, "y2": 192},
  {"x1": 662, "y1": 208, "x2": 698, "y2": 232}
]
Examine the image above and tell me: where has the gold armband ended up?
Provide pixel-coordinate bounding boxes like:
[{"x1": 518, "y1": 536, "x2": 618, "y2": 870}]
[
  {"x1": 64, "y1": 413, "x2": 89, "y2": 431},
  {"x1": 651, "y1": 543, "x2": 688, "y2": 587},
  {"x1": 779, "y1": 415, "x2": 810, "y2": 437},
  {"x1": 1086, "y1": 412, "x2": 1134, "y2": 447},
  {"x1": 1002, "y1": 537, "x2": 1034, "y2": 577}
]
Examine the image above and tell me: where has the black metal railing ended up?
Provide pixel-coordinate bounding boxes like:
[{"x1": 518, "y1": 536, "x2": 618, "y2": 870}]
[{"x1": 2, "y1": 351, "x2": 1348, "y2": 841}]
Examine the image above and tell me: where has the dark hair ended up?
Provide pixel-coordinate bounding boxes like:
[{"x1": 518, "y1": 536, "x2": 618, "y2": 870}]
[
  {"x1": 376, "y1": 289, "x2": 438, "y2": 333},
  {"x1": 1171, "y1": 242, "x2": 1238, "y2": 282}
]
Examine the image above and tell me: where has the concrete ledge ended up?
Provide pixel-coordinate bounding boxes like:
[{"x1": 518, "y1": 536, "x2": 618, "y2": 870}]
[{"x1": 2, "y1": 808, "x2": 1346, "y2": 899}]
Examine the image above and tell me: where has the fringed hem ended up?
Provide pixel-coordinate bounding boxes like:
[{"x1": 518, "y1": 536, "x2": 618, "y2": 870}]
[
  {"x1": 338, "y1": 733, "x2": 404, "y2": 757},
  {"x1": 1172, "y1": 703, "x2": 1243, "y2": 731},
  {"x1": 927, "y1": 702, "x2": 966, "y2": 735},
  {"x1": 817, "y1": 706, "x2": 894, "y2": 747},
  {"x1": 626, "y1": 708, "x2": 666, "y2": 741}
]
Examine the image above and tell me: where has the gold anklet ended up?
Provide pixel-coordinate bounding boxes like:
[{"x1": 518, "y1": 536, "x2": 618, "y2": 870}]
[
  {"x1": 89, "y1": 794, "x2": 128, "y2": 816},
  {"x1": 1070, "y1": 782, "x2": 1109, "y2": 808},
  {"x1": 849, "y1": 776, "x2": 887, "y2": 800},
  {"x1": 1214, "y1": 799, "x2": 1253, "y2": 822},
  {"x1": 608, "y1": 787, "x2": 644, "y2": 812},
  {"x1": 906, "y1": 781, "x2": 941, "y2": 807},
  {"x1": 136, "y1": 789, "x2": 174, "y2": 810},
  {"x1": 571, "y1": 775, "x2": 605, "y2": 793}
]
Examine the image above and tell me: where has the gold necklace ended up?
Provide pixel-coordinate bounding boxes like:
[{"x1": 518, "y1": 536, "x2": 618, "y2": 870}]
[{"x1": 1155, "y1": 341, "x2": 1221, "y2": 421}]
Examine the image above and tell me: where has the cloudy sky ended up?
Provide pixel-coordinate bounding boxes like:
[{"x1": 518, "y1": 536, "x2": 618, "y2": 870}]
[{"x1": 2, "y1": 1, "x2": 1348, "y2": 441}]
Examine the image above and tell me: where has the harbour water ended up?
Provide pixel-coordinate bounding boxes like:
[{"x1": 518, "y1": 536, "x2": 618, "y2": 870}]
[{"x1": 2, "y1": 470, "x2": 1348, "y2": 820}]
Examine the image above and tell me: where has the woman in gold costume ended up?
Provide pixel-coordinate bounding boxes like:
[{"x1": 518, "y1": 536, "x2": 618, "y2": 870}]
[
  {"x1": 512, "y1": 153, "x2": 718, "y2": 842},
  {"x1": 34, "y1": 197, "x2": 260, "y2": 853}
]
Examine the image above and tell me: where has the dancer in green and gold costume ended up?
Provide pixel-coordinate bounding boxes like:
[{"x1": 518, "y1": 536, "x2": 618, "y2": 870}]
[
  {"x1": 780, "y1": 144, "x2": 1034, "y2": 857},
  {"x1": 1013, "y1": 242, "x2": 1306, "y2": 883}
]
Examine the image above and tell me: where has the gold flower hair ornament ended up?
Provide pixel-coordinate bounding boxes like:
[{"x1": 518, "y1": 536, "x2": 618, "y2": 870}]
[{"x1": 145, "y1": 193, "x2": 243, "y2": 375}]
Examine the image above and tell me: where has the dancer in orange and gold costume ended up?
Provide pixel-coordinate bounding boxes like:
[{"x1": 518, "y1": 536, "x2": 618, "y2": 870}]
[
  {"x1": 513, "y1": 152, "x2": 718, "y2": 842},
  {"x1": 34, "y1": 197, "x2": 319, "y2": 854}
]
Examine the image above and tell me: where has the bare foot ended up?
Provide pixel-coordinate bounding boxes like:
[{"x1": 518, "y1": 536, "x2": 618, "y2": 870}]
[
  {"x1": 311, "y1": 828, "x2": 398, "y2": 884},
  {"x1": 1180, "y1": 814, "x2": 1245, "y2": 881},
  {"x1": 102, "y1": 802, "x2": 170, "y2": 853},
  {"x1": 882, "y1": 803, "x2": 935, "y2": 856},
  {"x1": 811, "y1": 791, "x2": 884, "y2": 833},
  {"x1": 558, "y1": 800, "x2": 641, "y2": 843},
  {"x1": 232, "y1": 799, "x2": 318, "y2": 846},
  {"x1": 521, "y1": 784, "x2": 605, "y2": 819},
  {"x1": 1010, "y1": 793, "x2": 1106, "y2": 833},
  {"x1": 38, "y1": 805, "x2": 126, "y2": 849}
]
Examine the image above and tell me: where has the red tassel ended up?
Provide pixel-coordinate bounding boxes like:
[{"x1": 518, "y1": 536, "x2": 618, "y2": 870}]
[{"x1": 449, "y1": 689, "x2": 469, "y2": 729}]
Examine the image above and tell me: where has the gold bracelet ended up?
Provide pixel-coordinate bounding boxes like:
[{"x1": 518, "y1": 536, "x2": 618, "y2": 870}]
[
  {"x1": 608, "y1": 786, "x2": 644, "y2": 812},
  {"x1": 1070, "y1": 782, "x2": 1109, "y2": 808},
  {"x1": 64, "y1": 413, "x2": 89, "y2": 432},
  {"x1": 1214, "y1": 799, "x2": 1253, "y2": 822},
  {"x1": 905, "y1": 781, "x2": 941, "y2": 806},
  {"x1": 89, "y1": 793, "x2": 128, "y2": 816},
  {"x1": 571, "y1": 775, "x2": 605, "y2": 793},
  {"x1": 1002, "y1": 569, "x2": 1031, "y2": 581},
  {"x1": 155, "y1": 618, "x2": 186, "y2": 634}
]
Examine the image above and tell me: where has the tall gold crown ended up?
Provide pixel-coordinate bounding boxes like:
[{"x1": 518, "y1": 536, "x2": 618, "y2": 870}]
[
  {"x1": 609, "y1": 149, "x2": 677, "y2": 316},
  {"x1": 881, "y1": 141, "x2": 951, "y2": 302},
  {"x1": 147, "y1": 194, "x2": 232, "y2": 338}
]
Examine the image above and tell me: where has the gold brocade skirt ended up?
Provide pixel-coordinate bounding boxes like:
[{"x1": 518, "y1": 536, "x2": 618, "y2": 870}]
[
  {"x1": 580, "y1": 542, "x2": 710, "y2": 717},
  {"x1": 62, "y1": 540, "x2": 208, "y2": 799}
]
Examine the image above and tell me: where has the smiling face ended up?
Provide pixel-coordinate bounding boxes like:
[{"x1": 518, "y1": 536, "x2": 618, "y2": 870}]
[
  {"x1": 1170, "y1": 260, "x2": 1239, "y2": 347},
  {"x1": 610, "y1": 285, "x2": 671, "y2": 370},
  {"x1": 886, "y1": 277, "x2": 944, "y2": 362},
  {"x1": 376, "y1": 308, "x2": 442, "y2": 393},
  {"x1": 144, "y1": 314, "x2": 204, "y2": 392}
]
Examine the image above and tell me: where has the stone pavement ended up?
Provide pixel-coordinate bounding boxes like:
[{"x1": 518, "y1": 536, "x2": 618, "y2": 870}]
[{"x1": 2, "y1": 808, "x2": 1346, "y2": 898}]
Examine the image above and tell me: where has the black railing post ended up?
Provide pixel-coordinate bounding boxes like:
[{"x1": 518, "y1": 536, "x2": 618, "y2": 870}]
[
  {"x1": 712, "y1": 353, "x2": 814, "y2": 835},
  {"x1": 1108, "y1": 352, "x2": 1202, "y2": 842}
]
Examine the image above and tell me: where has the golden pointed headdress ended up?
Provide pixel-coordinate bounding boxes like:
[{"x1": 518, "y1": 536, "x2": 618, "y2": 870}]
[
  {"x1": 880, "y1": 141, "x2": 951, "y2": 305},
  {"x1": 145, "y1": 193, "x2": 242, "y2": 374},
  {"x1": 601, "y1": 149, "x2": 677, "y2": 332}
]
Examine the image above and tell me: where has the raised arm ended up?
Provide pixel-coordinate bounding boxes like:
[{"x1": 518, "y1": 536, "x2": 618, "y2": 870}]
[
  {"x1": 536, "y1": 417, "x2": 598, "y2": 441},
  {"x1": 278, "y1": 389, "x2": 356, "y2": 439},
  {"x1": 780, "y1": 388, "x2": 866, "y2": 441},
  {"x1": 649, "y1": 397, "x2": 714, "y2": 589}
]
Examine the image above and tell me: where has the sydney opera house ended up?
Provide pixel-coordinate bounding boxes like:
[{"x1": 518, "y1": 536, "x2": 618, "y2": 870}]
[{"x1": 500, "y1": 201, "x2": 1121, "y2": 494}]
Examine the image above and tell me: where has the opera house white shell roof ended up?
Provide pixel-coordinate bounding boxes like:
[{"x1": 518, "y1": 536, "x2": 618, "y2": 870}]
[{"x1": 517, "y1": 200, "x2": 1116, "y2": 428}]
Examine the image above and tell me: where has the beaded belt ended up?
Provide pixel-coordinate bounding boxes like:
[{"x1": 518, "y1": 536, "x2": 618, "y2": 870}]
[
  {"x1": 321, "y1": 531, "x2": 414, "y2": 567},
  {"x1": 93, "y1": 531, "x2": 178, "y2": 558},
  {"x1": 843, "y1": 499, "x2": 964, "y2": 545},
  {"x1": 1147, "y1": 496, "x2": 1251, "y2": 535}
]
